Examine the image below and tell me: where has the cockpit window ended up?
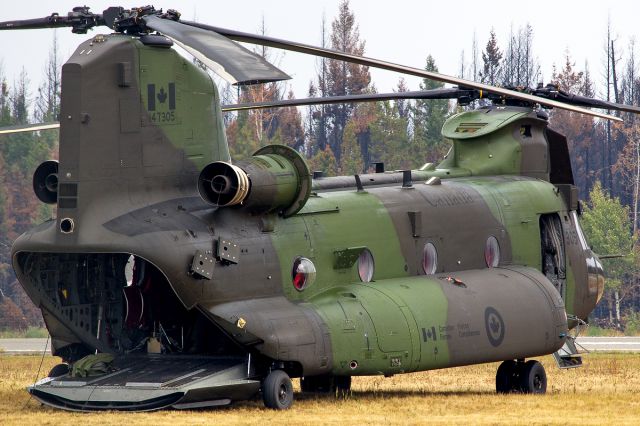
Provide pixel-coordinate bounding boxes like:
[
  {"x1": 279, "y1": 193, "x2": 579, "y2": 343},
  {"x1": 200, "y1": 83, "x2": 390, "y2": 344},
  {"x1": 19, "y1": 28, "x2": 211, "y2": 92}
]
[{"x1": 572, "y1": 211, "x2": 589, "y2": 251}]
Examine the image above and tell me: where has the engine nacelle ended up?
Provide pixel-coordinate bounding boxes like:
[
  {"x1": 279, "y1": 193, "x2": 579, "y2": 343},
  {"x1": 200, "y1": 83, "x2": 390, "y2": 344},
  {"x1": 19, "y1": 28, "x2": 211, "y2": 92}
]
[
  {"x1": 198, "y1": 145, "x2": 311, "y2": 217},
  {"x1": 33, "y1": 160, "x2": 59, "y2": 204}
]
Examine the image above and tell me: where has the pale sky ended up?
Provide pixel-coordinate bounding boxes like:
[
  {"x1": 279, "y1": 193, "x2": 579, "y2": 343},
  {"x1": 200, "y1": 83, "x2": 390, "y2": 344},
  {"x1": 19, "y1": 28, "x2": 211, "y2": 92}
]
[{"x1": 0, "y1": 1, "x2": 639, "y2": 105}]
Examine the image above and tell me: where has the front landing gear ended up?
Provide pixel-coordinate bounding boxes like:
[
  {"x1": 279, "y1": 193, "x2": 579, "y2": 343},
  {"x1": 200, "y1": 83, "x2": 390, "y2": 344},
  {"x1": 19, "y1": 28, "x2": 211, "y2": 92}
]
[
  {"x1": 496, "y1": 360, "x2": 547, "y2": 394},
  {"x1": 262, "y1": 370, "x2": 294, "y2": 409},
  {"x1": 521, "y1": 360, "x2": 547, "y2": 393}
]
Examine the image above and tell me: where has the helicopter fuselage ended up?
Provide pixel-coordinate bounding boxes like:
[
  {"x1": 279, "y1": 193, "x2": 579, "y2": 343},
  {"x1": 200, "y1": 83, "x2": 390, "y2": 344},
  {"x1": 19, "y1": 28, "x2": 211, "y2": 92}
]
[{"x1": 11, "y1": 33, "x2": 605, "y2": 409}]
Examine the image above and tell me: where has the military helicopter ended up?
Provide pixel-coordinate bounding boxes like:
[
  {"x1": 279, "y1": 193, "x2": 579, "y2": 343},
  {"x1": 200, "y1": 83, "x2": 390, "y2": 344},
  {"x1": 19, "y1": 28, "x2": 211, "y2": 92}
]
[{"x1": 1, "y1": 5, "x2": 639, "y2": 412}]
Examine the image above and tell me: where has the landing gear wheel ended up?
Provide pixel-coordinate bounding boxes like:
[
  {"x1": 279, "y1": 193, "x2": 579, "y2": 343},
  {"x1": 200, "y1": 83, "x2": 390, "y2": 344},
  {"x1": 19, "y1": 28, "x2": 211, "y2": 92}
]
[
  {"x1": 334, "y1": 376, "x2": 351, "y2": 396},
  {"x1": 47, "y1": 363, "x2": 69, "y2": 378},
  {"x1": 495, "y1": 360, "x2": 517, "y2": 393},
  {"x1": 301, "y1": 375, "x2": 351, "y2": 395},
  {"x1": 263, "y1": 370, "x2": 294, "y2": 409},
  {"x1": 301, "y1": 375, "x2": 334, "y2": 393},
  {"x1": 520, "y1": 360, "x2": 547, "y2": 394}
]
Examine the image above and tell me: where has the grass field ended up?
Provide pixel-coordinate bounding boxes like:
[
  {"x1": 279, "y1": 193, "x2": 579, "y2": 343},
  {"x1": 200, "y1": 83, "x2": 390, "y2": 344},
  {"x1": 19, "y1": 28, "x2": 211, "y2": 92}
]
[
  {"x1": 1, "y1": 354, "x2": 640, "y2": 425},
  {"x1": 0, "y1": 327, "x2": 49, "y2": 339}
]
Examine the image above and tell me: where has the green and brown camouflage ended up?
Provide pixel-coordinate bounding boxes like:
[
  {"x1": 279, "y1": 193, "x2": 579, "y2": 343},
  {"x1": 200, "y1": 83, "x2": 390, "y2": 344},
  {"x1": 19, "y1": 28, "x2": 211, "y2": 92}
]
[{"x1": 9, "y1": 33, "x2": 604, "y2": 410}]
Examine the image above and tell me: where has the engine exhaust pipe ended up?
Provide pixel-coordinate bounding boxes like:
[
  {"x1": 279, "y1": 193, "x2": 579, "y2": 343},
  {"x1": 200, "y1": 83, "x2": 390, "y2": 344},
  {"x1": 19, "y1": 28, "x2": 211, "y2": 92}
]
[
  {"x1": 198, "y1": 145, "x2": 311, "y2": 217},
  {"x1": 33, "y1": 160, "x2": 59, "y2": 204},
  {"x1": 198, "y1": 162, "x2": 250, "y2": 207}
]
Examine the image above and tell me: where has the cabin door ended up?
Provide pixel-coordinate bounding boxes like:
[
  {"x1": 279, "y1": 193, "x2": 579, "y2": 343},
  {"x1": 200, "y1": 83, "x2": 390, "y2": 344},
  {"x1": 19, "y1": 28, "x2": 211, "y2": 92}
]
[{"x1": 540, "y1": 213, "x2": 567, "y2": 300}]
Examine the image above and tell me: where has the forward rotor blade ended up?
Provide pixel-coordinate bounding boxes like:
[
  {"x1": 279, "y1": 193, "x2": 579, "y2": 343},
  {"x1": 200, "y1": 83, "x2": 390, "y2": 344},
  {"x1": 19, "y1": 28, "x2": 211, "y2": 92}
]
[
  {"x1": 597, "y1": 253, "x2": 630, "y2": 259},
  {"x1": 143, "y1": 16, "x2": 290, "y2": 85},
  {"x1": 222, "y1": 88, "x2": 466, "y2": 111},
  {"x1": 0, "y1": 122, "x2": 60, "y2": 135},
  {"x1": 182, "y1": 20, "x2": 622, "y2": 122},
  {"x1": 0, "y1": 8, "x2": 103, "y2": 34},
  {"x1": 0, "y1": 15, "x2": 71, "y2": 30}
]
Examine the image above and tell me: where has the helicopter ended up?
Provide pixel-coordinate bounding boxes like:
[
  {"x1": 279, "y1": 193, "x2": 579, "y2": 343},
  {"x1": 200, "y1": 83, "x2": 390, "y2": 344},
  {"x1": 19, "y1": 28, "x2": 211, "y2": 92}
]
[{"x1": 1, "y1": 5, "x2": 638, "y2": 412}]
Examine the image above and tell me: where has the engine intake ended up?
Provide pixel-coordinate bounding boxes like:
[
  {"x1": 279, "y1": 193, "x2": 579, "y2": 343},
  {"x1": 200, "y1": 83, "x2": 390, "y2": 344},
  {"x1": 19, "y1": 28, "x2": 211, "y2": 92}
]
[{"x1": 198, "y1": 145, "x2": 311, "y2": 217}]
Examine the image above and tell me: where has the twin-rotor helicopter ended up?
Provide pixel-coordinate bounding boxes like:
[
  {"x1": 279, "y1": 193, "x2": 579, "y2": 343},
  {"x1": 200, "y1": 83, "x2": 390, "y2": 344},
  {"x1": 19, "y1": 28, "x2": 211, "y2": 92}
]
[{"x1": 1, "y1": 5, "x2": 638, "y2": 411}]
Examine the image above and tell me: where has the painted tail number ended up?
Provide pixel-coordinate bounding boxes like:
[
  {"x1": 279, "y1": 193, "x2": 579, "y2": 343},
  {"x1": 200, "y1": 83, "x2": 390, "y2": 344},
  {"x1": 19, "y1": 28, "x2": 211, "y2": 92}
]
[{"x1": 147, "y1": 83, "x2": 178, "y2": 124}]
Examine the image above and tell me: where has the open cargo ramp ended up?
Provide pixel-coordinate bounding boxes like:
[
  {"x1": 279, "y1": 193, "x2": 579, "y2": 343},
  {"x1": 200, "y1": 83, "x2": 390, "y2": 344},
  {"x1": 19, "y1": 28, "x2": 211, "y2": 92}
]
[{"x1": 29, "y1": 355, "x2": 260, "y2": 412}]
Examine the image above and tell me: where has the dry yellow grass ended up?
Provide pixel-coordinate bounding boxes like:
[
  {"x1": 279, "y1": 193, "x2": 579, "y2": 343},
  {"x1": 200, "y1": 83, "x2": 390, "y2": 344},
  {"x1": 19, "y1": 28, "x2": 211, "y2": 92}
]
[{"x1": 1, "y1": 353, "x2": 640, "y2": 425}]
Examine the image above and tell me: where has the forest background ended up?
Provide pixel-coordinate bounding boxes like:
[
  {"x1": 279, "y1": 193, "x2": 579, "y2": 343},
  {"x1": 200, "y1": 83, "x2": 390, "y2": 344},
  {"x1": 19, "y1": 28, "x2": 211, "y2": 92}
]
[{"x1": 0, "y1": 1, "x2": 638, "y2": 334}]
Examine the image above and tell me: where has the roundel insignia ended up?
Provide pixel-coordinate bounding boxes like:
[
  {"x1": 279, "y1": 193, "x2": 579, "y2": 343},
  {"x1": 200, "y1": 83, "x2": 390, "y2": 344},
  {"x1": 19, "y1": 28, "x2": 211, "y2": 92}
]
[{"x1": 484, "y1": 307, "x2": 505, "y2": 347}]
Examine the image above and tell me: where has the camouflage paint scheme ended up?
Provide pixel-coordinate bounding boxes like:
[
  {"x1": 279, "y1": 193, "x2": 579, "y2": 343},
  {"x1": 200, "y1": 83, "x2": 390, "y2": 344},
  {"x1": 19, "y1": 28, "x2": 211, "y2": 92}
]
[{"x1": 11, "y1": 35, "x2": 604, "y2": 407}]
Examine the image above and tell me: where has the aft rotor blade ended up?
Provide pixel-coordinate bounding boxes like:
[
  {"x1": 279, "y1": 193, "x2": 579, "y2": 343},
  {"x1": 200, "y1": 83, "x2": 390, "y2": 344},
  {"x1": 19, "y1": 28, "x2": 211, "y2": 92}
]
[
  {"x1": 554, "y1": 92, "x2": 640, "y2": 114},
  {"x1": 143, "y1": 16, "x2": 290, "y2": 85},
  {"x1": 222, "y1": 88, "x2": 466, "y2": 111},
  {"x1": 0, "y1": 122, "x2": 60, "y2": 135},
  {"x1": 182, "y1": 20, "x2": 622, "y2": 122}
]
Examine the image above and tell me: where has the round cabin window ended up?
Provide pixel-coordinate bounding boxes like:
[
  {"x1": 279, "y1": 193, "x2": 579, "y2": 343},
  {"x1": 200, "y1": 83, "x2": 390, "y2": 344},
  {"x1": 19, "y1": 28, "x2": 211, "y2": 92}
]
[
  {"x1": 292, "y1": 257, "x2": 316, "y2": 291},
  {"x1": 357, "y1": 249, "x2": 375, "y2": 283},
  {"x1": 422, "y1": 242, "x2": 438, "y2": 274},
  {"x1": 485, "y1": 236, "x2": 500, "y2": 268}
]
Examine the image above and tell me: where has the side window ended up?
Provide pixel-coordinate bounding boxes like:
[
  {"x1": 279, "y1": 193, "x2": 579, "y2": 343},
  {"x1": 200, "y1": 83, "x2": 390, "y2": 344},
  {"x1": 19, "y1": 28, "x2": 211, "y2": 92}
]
[
  {"x1": 484, "y1": 236, "x2": 500, "y2": 268},
  {"x1": 291, "y1": 257, "x2": 316, "y2": 291},
  {"x1": 357, "y1": 249, "x2": 375, "y2": 282},
  {"x1": 422, "y1": 242, "x2": 438, "y2": 274}
]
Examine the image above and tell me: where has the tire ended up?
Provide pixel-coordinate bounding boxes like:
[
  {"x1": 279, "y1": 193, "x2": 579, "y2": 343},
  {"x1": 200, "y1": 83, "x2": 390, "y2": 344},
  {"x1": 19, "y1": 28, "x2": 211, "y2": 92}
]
[
  {"x1": 496, "y1": 360, "x2": 517, "y2": 393},
  {"x1": 301, "y1": 375, "x2": 351, "y2": 395},
  {"x1": 47, "y1": 363, "x2": 69, "y2": 378},
  {"x1": 301, "y1": 375, "x2": 334, "y2": 393},
  {"x1": 520, "y1": 360, "x2": 547, "y2": 394},
  {"x1": 334, "y1": 376, "x2": 351, "y2": 396},
  {"x1": 263, "y1": 370, "x2": 294, "y2": 409}
]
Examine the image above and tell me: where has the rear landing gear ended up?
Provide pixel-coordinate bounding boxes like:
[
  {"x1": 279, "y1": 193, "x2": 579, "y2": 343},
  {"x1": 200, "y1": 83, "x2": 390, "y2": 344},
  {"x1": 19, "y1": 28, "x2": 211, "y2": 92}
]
[
  {"x1": 47, "y1": 363, "x2": 69, "y2": 378},
  {"x1": 496, "y1": 359, "x2": 547, "y2": 394},
  {"x1": 301, "y1": 375, "x2": 351, "y2": 396},
  {"x1": 262, "y1": 370, "x2": 294, "y2": 410}
]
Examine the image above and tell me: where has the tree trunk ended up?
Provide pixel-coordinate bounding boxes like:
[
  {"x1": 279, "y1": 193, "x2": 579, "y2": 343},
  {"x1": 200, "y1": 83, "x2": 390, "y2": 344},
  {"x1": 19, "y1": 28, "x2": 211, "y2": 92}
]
[
  {"x1": 604, "y1": 23, "x2": 612, "y2": 190},
  {"x1": 608, "y1": 292, "x2": 614, "y2": 323},
  {"x1": 610, "y1": 39, "x2": 620, "y2": 194},
  {"x1": 634, "y1": 138, "x2": 639, "y2": 235},
  {"x1": 611, "y1": 41, "x2": 621, "y2": 104}
]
